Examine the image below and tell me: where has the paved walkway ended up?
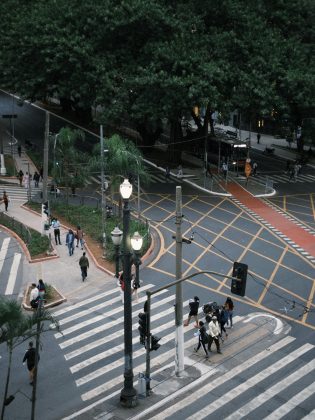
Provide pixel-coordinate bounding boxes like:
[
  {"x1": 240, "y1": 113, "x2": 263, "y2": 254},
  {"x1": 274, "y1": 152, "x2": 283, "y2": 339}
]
[{"x1": 226, "y1": 182, "x2": 315, "y2": 261}]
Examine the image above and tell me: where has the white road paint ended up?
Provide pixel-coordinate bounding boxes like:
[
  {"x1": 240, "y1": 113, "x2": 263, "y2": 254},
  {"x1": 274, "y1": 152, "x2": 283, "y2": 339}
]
[
  {"x1": 5, "y1": 252, "x2": 21, "y2": 295},
  {"x1": 243, "y1": 312, "x2": 285, "y2": 335},
  {"x1": 0, "y1": 237, "x2": 10, "y2": 276}
]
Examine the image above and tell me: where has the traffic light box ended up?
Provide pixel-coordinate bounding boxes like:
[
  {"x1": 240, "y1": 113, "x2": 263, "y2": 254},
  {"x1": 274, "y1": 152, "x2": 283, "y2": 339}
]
[
  {"x1": 138, "y1": 312, "x2": 148, "y2": 345},
  {"x1": 150, "y1": 335, "x2": 161, "y2": 351},
  {"x1": 231, "y1": 262, "x2": 248, "y2": 297}
]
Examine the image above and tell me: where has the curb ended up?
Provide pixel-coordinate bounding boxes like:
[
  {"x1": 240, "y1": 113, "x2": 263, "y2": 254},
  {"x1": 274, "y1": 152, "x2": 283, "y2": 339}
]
[{"x1": 22, "y1": 284, "x2": 67, "y2": 311}]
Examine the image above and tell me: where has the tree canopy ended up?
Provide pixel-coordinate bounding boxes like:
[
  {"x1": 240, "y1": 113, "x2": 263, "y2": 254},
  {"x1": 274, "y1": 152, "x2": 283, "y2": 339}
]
[{"x1": 0, "y1": 0, "x2": 313, "y2": 140}]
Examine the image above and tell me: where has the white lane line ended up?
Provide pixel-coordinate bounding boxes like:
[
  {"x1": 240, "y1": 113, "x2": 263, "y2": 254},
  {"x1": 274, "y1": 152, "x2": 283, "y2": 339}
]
[
  {"x1": 0, "y1": 237, "x2": 10, "y2": 276},
  {"x1": 65, "y1": 294, "x2": 175, "y2": 360},
  {"x1": 263, "y1": 382, "x2": 315, "y2": 420},
  {"x1": 131, "y1": 336, "x2": 296, "y2": 420},
  {"x1": 58, "y1": 289, "x2": 168, "y2": 347},
  {"x1": 57, "y1": 283, "x2": 154, "y2": 326},
  {"x1": 226, "y1": 358, "x2": 315, "y2": 420},
  {"x1": 302, "y1": 409, "x2": 315, "y2": 419},
  {"x1": 70, "y1": 298, "x2": 189, "y2": 373},
  {"x1": 195, "y1": 344, "x2": 314, "y2": 420},
  {"x1": 5, "y1": 253, "x2": 21, "y2": 295},
  {"x1": 80, "y1": 315, "x2": 241, "y2": 401}
]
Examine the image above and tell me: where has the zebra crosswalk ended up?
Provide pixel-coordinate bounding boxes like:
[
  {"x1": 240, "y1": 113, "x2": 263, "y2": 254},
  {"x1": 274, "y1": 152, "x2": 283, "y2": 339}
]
[
  {"x1": 54, "y1": 287, "x2": 315, "y2": 420},
  {"x1": 0, "y1": 232, "x2": 23, "y2": 296},
  {"x1": 253, "y1": 172, "x2": 315, "y2": 185},
  {"x1": 0, "y1": 183, "x2": 41, "y2": 201}
]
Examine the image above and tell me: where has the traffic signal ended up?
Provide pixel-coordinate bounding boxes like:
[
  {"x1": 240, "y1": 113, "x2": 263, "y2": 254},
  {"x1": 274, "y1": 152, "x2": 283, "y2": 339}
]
[
  {"x1": 138, "y1": 312, "x2": 148, "y2": 345},
  {"x1": 150, "y1": 335, "x2": 161, "y2": 351},
  {"x1": 231, "y1": 262, "x2": 248, "y2": 297},
  {"x1": 41, "y1": 201, "x2": 49, "y2": 216}
]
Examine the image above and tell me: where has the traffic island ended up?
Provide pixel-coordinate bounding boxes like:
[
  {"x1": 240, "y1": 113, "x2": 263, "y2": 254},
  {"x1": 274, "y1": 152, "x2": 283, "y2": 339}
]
[{"x1": 22, "y1": 283, "x2": 66, "y2": 311}]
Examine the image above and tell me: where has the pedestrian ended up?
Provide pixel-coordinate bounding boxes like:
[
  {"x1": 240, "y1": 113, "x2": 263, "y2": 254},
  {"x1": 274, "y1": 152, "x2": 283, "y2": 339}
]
[
  {"x1": 2, "y1": 191, "x2": 9, "y2": 212},
  {"x1": 76, "y1": 225, "x2": 84, "y2": 249},
  {"x1": 289, "y1": 167, "x2": 295, "y2": 181},
  {"x1": 222, "y1": 162, "x2": 228, "y2": 180},
  {"x1": 17, "y1": 144, "x2": 22, "y2": 157},
  {"x1": 165, "y1": 166, "x2": 170, "y2": 181},
  {"x1": 30, "y1": 283, "x2": 39, "y2": 309},
  {"x1": 39, "y1": 166, "x2": 43, "y2": 181},
  {"x1": 177, "y1": 164, "x2": 183, "y2": 178},
  {"x1": 131, "y1": 273, "x2": 139, "y2": 302},
  {"x1": 66, "y1": 229, "x2": 75, "y2": 256},
  {"x1": 23, "y1": 342, "x2": 39, "y2": 385},
  {"x1": 79, "y1": 252, "x2": 89, "y2": 281},
  {"x1": 194, "y1": 321, "x2": 209, "y2": 358},
  {"x1": 257, "y1": 133, "x2": 261, "y2": 144},
  {"x1": 18, "y1": 169, "x2": 24, "y2": 187},
  {"x1": 219, "y1": 306, "x2": 229, "y2": 340},
  {"x1": 37, "y1": 279, "x2": 46, "y2": 299},
  {"x1": 33, "y1": 171, "x2": 40, "y2": 187},
  {"x1": 51, "y1": 218, "x2": 61, "y2": 245},
  {"x1": 184, "y1": 296, "x2": 200, "y2": 327},
  {"x1": 118, "y1": 271, "x2": 125, "y2": 303},
  {"x1": 225, "y1": 297, "x2": 234, "y2": 328},
  {"x1": 23, "y1": 171, "x2": 29, "y2": 189},
  {"x1": 208, "y1": 315, "x2": 222, "y2": 354},
  {"x1": 293, "y1": 163, "x2": 299, "y2": 182},
  {"x1": 252, "y1": 162, "x2": 258, "y2": 176},
  {"x1": 285, "y1": 160, "x2": 291, "y2": 174}
]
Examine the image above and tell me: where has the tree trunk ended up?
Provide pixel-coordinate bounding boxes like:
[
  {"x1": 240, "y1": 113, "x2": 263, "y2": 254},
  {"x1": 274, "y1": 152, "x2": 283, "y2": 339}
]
[{"x1": 1, "y1": 346, "x2": 13, "y2": 420}]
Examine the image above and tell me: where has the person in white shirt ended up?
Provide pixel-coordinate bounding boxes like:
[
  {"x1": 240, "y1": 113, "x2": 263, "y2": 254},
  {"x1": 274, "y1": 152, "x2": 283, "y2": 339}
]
[
  {"x1": 30, "y1": 283, "x2": 39, "y2": 309},
  {"x1": 51, "y1": 218, "x2": 61, "y2": 245},
  {"x1": 208, "y1": 315, "x2": 222, "y2": 354}
]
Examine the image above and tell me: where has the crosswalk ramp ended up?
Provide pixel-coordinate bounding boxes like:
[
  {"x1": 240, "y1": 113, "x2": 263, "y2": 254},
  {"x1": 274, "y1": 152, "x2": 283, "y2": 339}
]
[
  {"x1": 252, "y1": 172, "x2": 315, "y2": 185},
  {"x1": 0, "y1": 232, "x2": 23, "y2": 296},
  {"x1": 54, "y1": 287, "x2": 315, "y2": 420}
]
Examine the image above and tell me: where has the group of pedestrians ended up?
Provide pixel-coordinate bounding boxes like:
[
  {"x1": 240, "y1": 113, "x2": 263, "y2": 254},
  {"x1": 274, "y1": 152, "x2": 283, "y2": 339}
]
[
  {"x1": 184, "y1": 296, "x2": 234, "y2": 359},
  {"x1": 287, "y1": 160, "x2": 302, "y2": 182},
  {"x1": 29, "y1": 279, "x2": 46, "y2": 309},
  {"x1": 17, "y1": 169, "x2": 42, "y2": 188}
]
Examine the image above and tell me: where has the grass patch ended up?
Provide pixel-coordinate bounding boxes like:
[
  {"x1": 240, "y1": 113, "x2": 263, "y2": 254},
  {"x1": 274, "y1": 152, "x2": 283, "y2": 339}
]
[
  {"x1": 28, "y1": 231, "x2": 50, "y2": 257},
  {"x1": 27, "y1": 201, "x2": 151, "y2": 262}
]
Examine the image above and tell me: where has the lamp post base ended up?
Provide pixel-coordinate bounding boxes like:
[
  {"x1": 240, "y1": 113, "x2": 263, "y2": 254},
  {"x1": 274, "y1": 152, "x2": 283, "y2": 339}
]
[{"x1": 120, "y1": 387, "x2": 138, "y2": 408}]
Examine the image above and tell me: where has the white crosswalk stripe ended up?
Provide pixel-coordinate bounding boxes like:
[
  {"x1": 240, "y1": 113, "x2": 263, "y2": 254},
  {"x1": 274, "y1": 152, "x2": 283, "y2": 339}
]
[
  {"x1": 55, "y1": 289, "x2": 315, "y2": 419},
  {"x1": 0, "y1": 183, "x2": 41, "y2": 201},
  {"x1": 0, "y1": 234, "x2": 23, "y2": 296},
  {"x1": 254, "y1": 173, "x2": 315, "y2": 185}
]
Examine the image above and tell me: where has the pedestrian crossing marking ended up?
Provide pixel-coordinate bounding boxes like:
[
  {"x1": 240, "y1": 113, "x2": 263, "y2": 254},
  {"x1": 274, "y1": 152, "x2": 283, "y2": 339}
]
[
  {"x1": 229, "y1": 360, "x2": 315, "y2": 420},
  {"x1": 5, "y1": 252, "x2": 21, "y2": 295},
  {"x1": 263, "y1": 382, "x2": 315, "y2": 420},
  {"x1": 64, "y1": 294, "x2": 175, "y2": 361},
  {"x1": 253, "y1": 172, "x2": 315, "y2": 185},
  {"x1": 0, "y1": 237, "x2": 10, "y2": 276}
]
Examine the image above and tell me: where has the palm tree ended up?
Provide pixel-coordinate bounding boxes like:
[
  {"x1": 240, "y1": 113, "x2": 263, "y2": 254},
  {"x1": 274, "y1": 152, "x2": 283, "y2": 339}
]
[
  {"x1": 0, "y1": 298, "x2": 60, "y2": 419},
  {"x1": 52, "y1": 127, "x2": 90, "y2": 196}
]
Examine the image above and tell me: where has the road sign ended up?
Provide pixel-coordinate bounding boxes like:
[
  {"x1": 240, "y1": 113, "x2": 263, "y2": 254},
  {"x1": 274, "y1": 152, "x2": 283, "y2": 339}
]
[{"x1": 2, "y1": 114, "x2": 17, "y2": 119}]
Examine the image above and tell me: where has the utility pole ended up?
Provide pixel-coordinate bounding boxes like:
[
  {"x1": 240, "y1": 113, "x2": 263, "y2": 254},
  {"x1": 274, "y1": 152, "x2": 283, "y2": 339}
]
[
  {"x1": 100, "y1": 125, "x2": 106, "y2": 256},
  {"x1": 175, "y1": 186, "x2": 184, "y2": 376},
  {"x1": 42, "y1": 111, "x2": 49, "y2": 202}
]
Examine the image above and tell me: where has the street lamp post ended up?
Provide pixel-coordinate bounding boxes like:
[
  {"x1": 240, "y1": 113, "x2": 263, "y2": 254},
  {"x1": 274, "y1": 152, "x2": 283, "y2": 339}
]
[
  {"x1": 111, "y1": 226, "x2": 123, "y2": 278},
  {"x1": 119, "y1": 179, "x2": 138, "y2": 407}
]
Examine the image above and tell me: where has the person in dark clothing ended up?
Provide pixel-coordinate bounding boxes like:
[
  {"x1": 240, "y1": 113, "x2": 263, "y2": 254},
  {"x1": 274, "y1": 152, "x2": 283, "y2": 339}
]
[
  {"x1": 194, "y1": 321, "x2": 209, "y2": 358},
  {"x1": 79, "y1": 252, "x2": 89, "y2": 281},
  {"x1": 18, "y1": 169, "x2": 24, "y2": 187},
  {"x1": 225, "y1": 297, "x2": 234, "y2": 328},
  {"x1": 39, "y1": 166, "x2": 43, "y2": 181},
  {"x1": 184, "y1": 296, "x2": 200, "y2": 327},
  {"x1": 22, "y1": 342, "x2": 39, "y2": 385},
  {"x1": 257, "y1": 133, "x2": 261, "y2": 144},
  {"x1": 33, "y1": 171, "x2": 40, "y2": 187},
  {"x1": 219, "y1": 306, "x2": 229, "y2": 340},
  {"x1": 17, "y1": 145, "x2": 22, "y2": 157},
  {"x1": 165, "y1": 166, "x2": 170, "y2": 181},
  {"x1": 2, "y1": 191, "x2": 9, "y2": 212}
]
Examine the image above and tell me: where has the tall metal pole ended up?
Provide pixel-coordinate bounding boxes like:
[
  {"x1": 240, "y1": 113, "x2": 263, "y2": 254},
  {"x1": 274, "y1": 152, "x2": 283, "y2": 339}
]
[
  {"x1": 42, "y1": 111, "x2": 49, "y2": 202},
  {"x1": 31, "y1": 297, "x2": 43, "y2": 420},
  {"x1": 145, "y1": 292, "x2": 151, "y2": 393},
  {"x1": 120, "y1": 199, "x2": 137, "y2": 407},
  {"x1": 100, "y1": 125, "x2": 106, "y2": 255},
  {"x1": 175, "y1": 186, "x2": 184, "y2": 376}
]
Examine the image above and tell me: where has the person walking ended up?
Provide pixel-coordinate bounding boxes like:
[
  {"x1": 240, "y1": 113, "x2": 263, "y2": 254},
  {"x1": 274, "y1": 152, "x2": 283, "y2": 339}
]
[
  {"x1": 79, "y1": 252, "x2": 89, "y2": 281},
  {"x1": 66, "y1": 229, "x2": 75, "y2": 256},
  {"x1": 37, "y1": 279, "x2": 46, "y2": 299},
  {"x1": 2, "y1": 191, "x2": 9, "y2": 212},
  {"x1": 194, "y1": 321, "x2": 209, "y2": 359},
  {"x1": 177, "y1": 164, "x2": 183, "y2": 178},
  {"x1": 208, "y1": 315, "x2": 222, "y2": 354},
  {"x1": 257, "y1": 133, "x2": 261, "y2": 144},
  {"x1": 252, "y1": 162, "x2": 258, "y2": 176},
  {"x1": 184, "y1": 296, "x2": 200, "y2": 327},
  {"x1": 222, "y1": 162, "x2": 228, "y2": 180},
  {"x1": 22, "y1": 342, "x2": 39, "y2": 385},
  {"x1": 18, "y1": 169, "x2": 24, "y2": 187},
  {"x1": 51, "y1": 218, "x2": 61, "y2": 245},
  {"x1": 219, "y1": 305, "x2": 229, "y2": 340},
  {"x1": 165, "y1": 166, "x2": 170, "y2": 181},
  {"x1": 118, "y1": 271, "x2": 125, "y2": 303},
  {"x1": 33, "y1": 171, "x2": 40, "y2": 187},
  {"x1": 17, "y1": 144, "x2": 22, "y2": 157},
  {"x1": 225, "y1": 297, "x2": 234, "y2": 328},
  {"x1": 76, "y1": 225, "x2": 84, "y2": 249},
  {"x1": 293, "y1": 163, "x2": 299, "y2": 182}
]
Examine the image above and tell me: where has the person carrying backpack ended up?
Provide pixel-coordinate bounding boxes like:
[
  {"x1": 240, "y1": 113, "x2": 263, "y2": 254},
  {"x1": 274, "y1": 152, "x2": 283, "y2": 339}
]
[{"x1": 194, "y1": 321, "x2": 209, "y2": 359}]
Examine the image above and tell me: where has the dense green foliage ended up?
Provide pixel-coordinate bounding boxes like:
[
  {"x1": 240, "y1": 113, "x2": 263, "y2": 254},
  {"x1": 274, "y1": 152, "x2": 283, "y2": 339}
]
[{"x1": 0, "y1": 0, "x2": 313, "y2": 140}]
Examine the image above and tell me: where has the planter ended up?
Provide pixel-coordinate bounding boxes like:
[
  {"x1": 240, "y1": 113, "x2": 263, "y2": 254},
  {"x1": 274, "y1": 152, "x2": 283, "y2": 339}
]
[{"x1": 22, "y1": 284, "x2": 66, "y2": 311}]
